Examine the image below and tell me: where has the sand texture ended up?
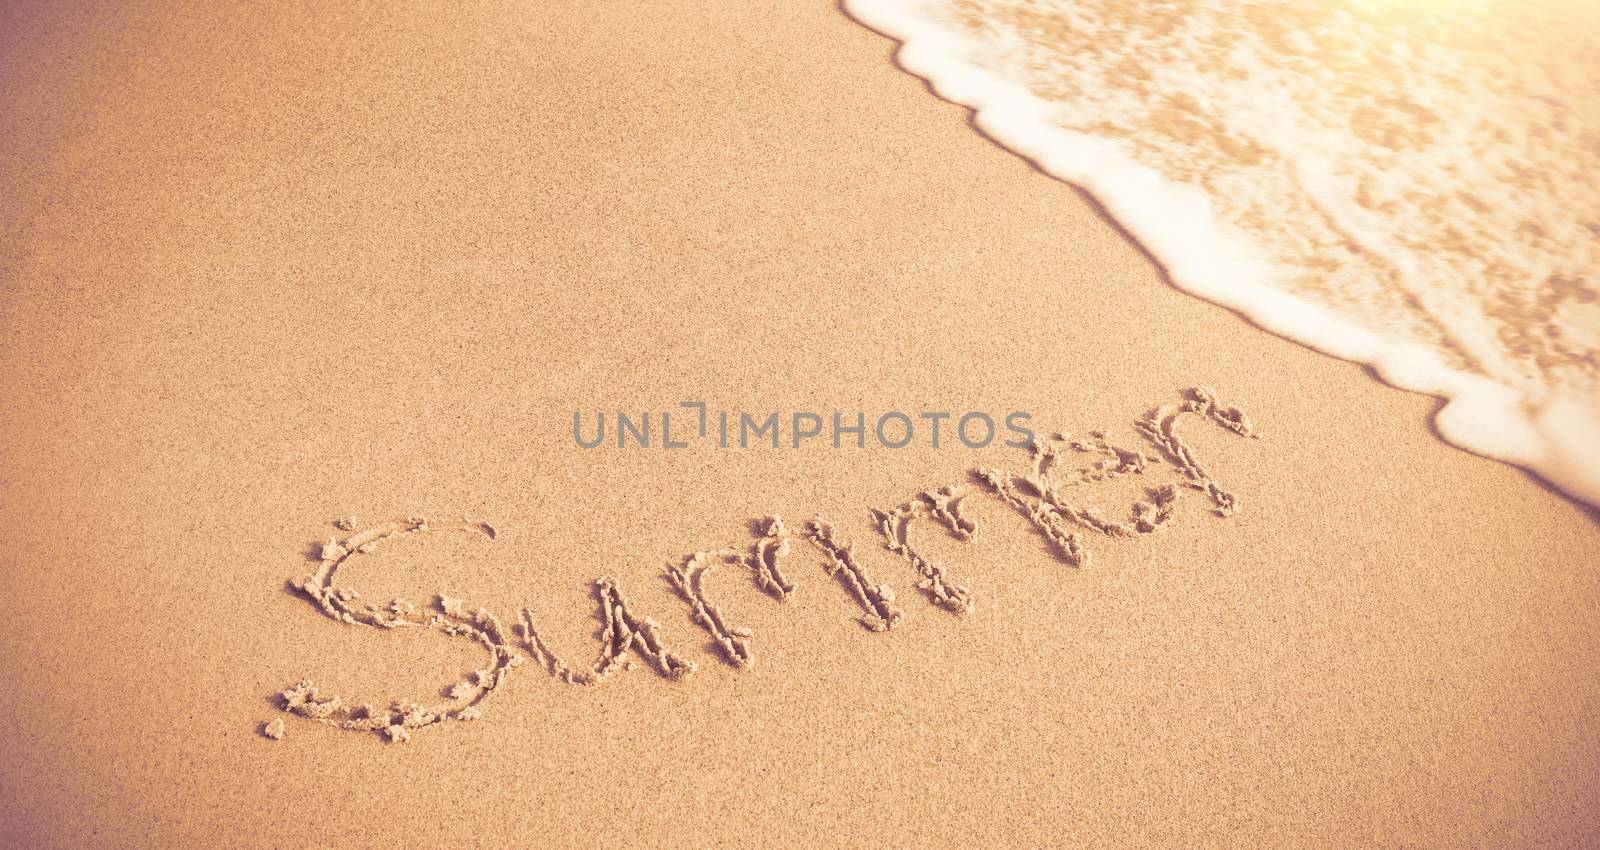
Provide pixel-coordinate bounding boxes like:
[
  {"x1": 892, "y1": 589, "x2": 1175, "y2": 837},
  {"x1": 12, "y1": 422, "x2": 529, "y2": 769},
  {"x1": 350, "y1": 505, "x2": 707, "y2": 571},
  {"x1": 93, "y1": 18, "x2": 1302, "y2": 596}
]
[{"x1": 2, "y1": 1, "x2": 1598, "y2": 846}]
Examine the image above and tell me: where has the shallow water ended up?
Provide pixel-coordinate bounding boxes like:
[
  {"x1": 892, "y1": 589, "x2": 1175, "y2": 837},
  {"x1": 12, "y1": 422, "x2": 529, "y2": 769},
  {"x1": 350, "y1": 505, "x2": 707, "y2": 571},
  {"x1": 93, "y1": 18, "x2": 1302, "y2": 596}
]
[{"x1": 846, "y1": 0, "x2": 1600, "y2": 506}]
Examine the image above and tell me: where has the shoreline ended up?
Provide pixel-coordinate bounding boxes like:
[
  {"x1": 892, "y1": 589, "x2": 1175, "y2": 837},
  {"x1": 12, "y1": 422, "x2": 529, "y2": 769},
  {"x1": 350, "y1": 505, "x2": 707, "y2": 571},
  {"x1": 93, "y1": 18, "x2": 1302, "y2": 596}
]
[{"x1": 842, "y1": 0, "x2": 1600, "y2": 511}]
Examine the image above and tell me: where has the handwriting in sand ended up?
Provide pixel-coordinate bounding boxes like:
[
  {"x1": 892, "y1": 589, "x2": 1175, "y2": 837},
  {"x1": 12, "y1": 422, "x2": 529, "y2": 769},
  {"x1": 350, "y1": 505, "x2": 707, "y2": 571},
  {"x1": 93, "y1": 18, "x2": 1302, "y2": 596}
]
[{"x1": 267, "y1": 387, "x2": 1258, "y2": 742}]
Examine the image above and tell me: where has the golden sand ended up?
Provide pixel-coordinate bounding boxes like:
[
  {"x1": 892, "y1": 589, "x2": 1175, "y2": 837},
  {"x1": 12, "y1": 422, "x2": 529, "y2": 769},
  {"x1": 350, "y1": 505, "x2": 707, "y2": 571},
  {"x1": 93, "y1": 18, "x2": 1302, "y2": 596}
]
[{"x1": 1, "y1": 0, "x2": 1598, "y2": 846}]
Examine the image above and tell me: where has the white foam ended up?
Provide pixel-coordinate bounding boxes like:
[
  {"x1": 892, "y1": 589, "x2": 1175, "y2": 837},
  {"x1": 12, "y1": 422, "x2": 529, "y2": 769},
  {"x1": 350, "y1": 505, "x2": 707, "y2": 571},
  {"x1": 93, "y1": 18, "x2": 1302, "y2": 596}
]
[{"x1": 843, "y1": 0, "x2": 1600, "y2": 508}]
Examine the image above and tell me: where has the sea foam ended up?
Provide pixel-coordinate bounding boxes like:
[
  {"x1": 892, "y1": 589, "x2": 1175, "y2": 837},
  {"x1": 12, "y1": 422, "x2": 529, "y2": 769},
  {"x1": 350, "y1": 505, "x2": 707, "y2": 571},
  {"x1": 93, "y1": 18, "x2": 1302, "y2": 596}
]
[{"x1": 843, "y1": 0, "x2": 1600, "y2": 507}]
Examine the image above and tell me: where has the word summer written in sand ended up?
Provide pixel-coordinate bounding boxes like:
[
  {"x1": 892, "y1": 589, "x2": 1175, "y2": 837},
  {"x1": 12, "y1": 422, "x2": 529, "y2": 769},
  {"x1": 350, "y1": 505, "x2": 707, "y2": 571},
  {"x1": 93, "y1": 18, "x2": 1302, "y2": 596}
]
[{"x1": 268, "y1": 387, "x2": 1259, "y2": 743}]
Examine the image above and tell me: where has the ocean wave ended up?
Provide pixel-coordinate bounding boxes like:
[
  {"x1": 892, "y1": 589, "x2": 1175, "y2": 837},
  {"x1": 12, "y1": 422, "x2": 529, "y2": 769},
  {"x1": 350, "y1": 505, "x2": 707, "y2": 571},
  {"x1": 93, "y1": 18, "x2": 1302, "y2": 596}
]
[{"x1": 844, "y1": 0, "x2": 1600, "y2": 507}]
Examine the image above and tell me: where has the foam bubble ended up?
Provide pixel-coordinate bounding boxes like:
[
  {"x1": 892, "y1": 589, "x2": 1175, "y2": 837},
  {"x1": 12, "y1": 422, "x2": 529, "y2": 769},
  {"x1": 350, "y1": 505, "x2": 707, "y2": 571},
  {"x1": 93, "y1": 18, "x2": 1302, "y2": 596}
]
[{"x1": 844, "y1": 0, "x2": 1600, "y2": 507}]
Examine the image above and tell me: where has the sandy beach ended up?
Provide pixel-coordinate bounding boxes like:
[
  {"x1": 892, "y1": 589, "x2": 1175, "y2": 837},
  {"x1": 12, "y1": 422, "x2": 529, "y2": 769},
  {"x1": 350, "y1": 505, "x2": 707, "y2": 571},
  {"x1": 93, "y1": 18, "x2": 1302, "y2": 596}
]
[{"x1": 2, "y1": 0, "x2": 1597, "y2": 846}]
